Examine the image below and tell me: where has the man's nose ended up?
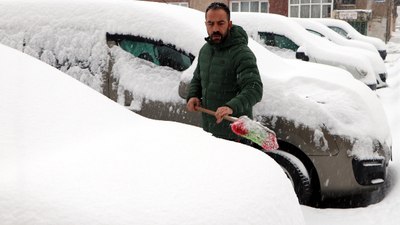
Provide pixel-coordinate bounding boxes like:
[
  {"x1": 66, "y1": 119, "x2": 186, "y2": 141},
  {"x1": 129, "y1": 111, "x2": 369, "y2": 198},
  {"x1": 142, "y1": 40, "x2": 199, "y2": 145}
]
[{"x1": 212, "y1": 25, "x2": 219, "y2": 31}]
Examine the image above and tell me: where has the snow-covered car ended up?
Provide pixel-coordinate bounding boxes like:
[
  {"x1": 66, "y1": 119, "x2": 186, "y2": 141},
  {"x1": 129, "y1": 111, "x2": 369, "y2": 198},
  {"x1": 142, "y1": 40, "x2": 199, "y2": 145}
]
[
  {"x1": 0, "y1": 0, "x2": 392, "y2": 206},
  {"x1": 233, "y1": 12, "x2": 379, "y2": 90},
  {"x1": 312, "y1": 18, "x2": 388, "y2": 60},
  {"x1": 0, "y1": 43, "x2": 305, "y2": 225},
  {"x1": 293, "y1": 18, "x2": 388, "y2": 88}
]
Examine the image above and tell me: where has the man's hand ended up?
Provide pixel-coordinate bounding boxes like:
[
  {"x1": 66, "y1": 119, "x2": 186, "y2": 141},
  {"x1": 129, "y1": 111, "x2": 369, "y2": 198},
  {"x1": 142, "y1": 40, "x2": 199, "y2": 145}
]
[
  {"x1": 215, "y1": 106, "x2": 233, "y2": 124},
  {"x1": 187, "y1": 97, "x2": 201, "y2": 112}
]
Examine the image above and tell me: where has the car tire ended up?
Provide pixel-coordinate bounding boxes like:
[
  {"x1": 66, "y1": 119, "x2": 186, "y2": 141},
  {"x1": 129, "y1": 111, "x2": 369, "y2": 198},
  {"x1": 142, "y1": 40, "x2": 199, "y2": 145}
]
[{"x1": 267, "y1": 150, "x2": 312, "y2": 205}]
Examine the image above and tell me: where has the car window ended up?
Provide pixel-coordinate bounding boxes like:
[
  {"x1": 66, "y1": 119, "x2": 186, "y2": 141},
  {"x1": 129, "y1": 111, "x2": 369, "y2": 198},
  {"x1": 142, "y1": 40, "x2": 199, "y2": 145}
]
[
  {"x1": 306, "y1": 29, "x2": 325, "y2": 37},
  {"x1": 258, "y1": 32, "x2": 299, "y2": 51},
  {"x1": 328, "y1": 26, "x2": 349, "y2": 38},
  {"x1": 120, "y1": 40, "x2": 161, "y2": 65},
  {"x1": 106, "y1": 33, "x2": 194, "y2": 71}
]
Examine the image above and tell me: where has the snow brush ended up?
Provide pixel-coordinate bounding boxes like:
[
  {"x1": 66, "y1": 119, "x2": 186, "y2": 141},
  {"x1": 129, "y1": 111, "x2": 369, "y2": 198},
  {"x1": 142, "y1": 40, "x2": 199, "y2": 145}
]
[{"x1": 196, "y1": 107, "x2": 279, "y2": 151}]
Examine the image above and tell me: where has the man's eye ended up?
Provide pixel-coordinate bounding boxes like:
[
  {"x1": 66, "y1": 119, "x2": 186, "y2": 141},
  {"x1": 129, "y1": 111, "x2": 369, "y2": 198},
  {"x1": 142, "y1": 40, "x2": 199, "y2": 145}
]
[{"x1": 218, "y1": 22, "x2": 225, "y2": 26}]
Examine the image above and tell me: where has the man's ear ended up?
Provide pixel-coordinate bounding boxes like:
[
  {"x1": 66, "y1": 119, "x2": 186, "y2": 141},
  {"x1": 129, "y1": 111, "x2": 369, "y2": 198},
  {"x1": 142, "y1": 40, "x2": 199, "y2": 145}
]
[{"x1": 228, "y1": 21, "x2": 233, "y2": 30}]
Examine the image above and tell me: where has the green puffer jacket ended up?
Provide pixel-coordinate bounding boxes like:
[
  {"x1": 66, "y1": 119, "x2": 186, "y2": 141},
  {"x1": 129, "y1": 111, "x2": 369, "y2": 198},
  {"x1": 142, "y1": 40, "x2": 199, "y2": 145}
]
[{"x1": 187, "y1": 25, "x2": 263, "y2": 140}]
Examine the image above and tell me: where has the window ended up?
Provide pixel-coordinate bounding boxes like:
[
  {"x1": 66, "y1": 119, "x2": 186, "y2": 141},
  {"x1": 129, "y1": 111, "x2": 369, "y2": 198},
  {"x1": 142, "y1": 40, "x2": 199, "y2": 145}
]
[
  {"x1": 230, "y1": 1, "x2": 269, "y2": 13},
  {"x1": 258, "y1": 32, "x2": 299, "y2": 51},
  {"x1": 342, "y1": 0, "x2": 356, "y2": 4},
  {"x1": 289, "y1": 0, "x2": 333, "y2": 18},
  {"x1": 106, "y1": 34, "x2": 194, "y2": 71}
]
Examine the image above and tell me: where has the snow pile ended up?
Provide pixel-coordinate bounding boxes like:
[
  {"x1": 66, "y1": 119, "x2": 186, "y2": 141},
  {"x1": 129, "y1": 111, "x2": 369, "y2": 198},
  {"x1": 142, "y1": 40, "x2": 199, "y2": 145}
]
[{"x1": 0, "y1": 43, "x2": 305, "y2": 225}]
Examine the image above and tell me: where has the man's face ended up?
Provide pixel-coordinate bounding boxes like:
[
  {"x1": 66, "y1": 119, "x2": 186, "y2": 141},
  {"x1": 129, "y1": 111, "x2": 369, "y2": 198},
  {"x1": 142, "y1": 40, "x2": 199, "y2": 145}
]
[{"x1": 205, "y1": 9, "x2": 232, "y2": 44}]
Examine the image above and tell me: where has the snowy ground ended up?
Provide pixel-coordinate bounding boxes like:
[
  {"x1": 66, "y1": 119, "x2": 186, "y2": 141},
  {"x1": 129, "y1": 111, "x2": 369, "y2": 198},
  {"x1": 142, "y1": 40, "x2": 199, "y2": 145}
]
[{"x1": 301, "y1": 29, "x2": 400, "y2": 225}]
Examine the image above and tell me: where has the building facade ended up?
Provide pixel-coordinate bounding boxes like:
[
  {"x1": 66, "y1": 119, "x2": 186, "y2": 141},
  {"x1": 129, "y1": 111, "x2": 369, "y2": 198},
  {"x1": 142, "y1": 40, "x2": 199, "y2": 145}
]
[{"x1": 144, "y1": 0, "x2": 398, "y2": 41}]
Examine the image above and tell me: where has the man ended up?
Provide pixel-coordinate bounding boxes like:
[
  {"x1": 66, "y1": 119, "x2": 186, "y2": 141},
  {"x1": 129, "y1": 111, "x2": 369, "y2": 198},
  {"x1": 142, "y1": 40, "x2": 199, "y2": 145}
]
[{"x1": 186, "y1": 2, "x2": 263, "y2": 143}]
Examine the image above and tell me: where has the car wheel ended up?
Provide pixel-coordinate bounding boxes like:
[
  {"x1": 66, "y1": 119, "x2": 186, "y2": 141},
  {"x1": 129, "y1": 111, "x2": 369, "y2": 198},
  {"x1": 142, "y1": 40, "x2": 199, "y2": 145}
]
[{"x1": 267, "y1": 150, "x2": 312, "y2": 205}]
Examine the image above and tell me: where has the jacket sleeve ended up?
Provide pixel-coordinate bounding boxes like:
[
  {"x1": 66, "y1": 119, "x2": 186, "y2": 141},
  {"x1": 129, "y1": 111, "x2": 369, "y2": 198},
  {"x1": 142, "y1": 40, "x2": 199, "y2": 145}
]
[
  {"x1": 225, "y1": 46, "x2": 263, "y2": 114},
  {"x1": 186, "y1": 59, "x2": 202, "y2": 102}
]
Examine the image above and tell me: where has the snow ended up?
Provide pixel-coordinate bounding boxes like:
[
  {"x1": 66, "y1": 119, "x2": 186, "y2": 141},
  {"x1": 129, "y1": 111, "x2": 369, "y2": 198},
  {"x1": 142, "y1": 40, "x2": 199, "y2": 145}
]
[
  {"x1": 312, "y1": 18, "x2": 387, "y2": 52},
  {"x1": 0, "y1": 43, "x2": 305, "y2": 224},
  {"x1": 0, "y1": 0, "x2": 399, "y2": 223}
]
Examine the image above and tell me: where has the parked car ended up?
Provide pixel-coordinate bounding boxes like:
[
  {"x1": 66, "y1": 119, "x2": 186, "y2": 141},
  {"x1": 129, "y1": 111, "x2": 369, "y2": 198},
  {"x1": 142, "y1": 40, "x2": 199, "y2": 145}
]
[
  {"x1": 312, "y1": 18, "x2": 388, "y2": 60},
  {"x1": 0, "y1": 0, "x2": 392, "y2": 206},
  {"x1": 233, "y1": 12, "x2": 379, "y2": 90},
  {"x1": 293, "y1": 18, "x2": 388, "y2": 88},
  {"x1": 0, "y1": 43, "x2": 305, "y2": 225}
]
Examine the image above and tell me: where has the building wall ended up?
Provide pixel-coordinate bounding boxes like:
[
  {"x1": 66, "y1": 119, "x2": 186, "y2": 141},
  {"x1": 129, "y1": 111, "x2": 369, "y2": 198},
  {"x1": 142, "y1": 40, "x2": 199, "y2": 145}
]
[
  {"x1": 189, "y1": 0, "x2": 229, "y2": 11},
  {"x1": 269, "y1": 0, "x2": 288, "y2": 16},
  {"x1": 334, "y1": 0, "x2": 395, "y2": 42}
]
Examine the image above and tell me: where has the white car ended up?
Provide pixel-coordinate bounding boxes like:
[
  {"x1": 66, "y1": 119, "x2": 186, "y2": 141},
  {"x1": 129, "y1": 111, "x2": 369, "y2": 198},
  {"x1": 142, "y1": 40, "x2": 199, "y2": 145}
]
[
  {"x1": 293, "y1": 18, "x2": 388, "y2": 88},
  {"x1": 0, "y1": 43, "x2": 304, "y2": 225},
  {"x1": 233, "y1": 12, "x2": 379, "y2": 90},
  {"x1": 0, "y1": 0, "x2": 392, "y2": 206},
  {"x1": 312, "y1": 18, "x2": 388, "y2": 60}
]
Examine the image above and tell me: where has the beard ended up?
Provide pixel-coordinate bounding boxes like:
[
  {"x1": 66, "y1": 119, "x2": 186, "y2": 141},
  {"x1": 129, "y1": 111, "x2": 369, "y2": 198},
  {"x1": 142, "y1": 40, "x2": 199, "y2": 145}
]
[{"x1": 210, "y1": 31, "x2": 228, "y2": 44}]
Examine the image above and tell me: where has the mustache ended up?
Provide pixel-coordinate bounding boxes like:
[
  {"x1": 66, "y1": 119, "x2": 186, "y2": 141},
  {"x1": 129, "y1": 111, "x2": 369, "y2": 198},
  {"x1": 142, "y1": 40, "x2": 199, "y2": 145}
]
[{"x1": 212, "y1": 31, "x2": 222, "y2": 36}]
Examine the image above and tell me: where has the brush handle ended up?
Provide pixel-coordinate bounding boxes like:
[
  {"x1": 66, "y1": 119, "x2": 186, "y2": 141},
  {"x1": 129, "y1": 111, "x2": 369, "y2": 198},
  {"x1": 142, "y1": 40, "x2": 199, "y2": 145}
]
[{"x1": 196, "y1": 107, "x2": 237, "y2": 123}]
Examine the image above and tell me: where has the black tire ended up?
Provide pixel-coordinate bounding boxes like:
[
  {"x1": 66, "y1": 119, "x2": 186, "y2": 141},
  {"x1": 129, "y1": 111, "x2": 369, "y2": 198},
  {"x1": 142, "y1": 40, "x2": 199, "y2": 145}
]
[{"x1": 267, "y1": 150, "x2": 313, "y2": 205}]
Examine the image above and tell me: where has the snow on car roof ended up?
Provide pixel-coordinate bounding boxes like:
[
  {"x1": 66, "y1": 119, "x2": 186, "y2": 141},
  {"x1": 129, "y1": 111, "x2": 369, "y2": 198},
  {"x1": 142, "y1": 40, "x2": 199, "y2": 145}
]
[
  {"x1": 312, "y1": 18, "x2": 386, "y2": 50},
  {"x1": 292, "y1": 18, "x2": 377, "y2": 53},
  {"x1": 0, "y1": 0, "x2": 392, "y2": 157}
]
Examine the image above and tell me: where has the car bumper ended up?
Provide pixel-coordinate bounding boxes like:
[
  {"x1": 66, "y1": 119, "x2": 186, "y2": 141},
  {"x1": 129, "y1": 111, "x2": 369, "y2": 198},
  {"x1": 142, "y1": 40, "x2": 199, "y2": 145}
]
[{"x1": 312, "y1": 140, "x2": 391, "y2": 198}]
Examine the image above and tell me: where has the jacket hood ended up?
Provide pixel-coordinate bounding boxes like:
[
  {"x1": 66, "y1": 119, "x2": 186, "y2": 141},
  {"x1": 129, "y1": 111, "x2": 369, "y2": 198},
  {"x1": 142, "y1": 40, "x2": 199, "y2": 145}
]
[{"x1": 205, "y1": 25, "x2": 248, "y2": 49}]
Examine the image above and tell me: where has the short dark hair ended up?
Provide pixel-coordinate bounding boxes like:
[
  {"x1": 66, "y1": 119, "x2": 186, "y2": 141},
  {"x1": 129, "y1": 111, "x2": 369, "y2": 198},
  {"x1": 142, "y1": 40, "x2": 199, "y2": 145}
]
[{"x1": 205, "y1": 2, "x2": 230, "y2": 20}]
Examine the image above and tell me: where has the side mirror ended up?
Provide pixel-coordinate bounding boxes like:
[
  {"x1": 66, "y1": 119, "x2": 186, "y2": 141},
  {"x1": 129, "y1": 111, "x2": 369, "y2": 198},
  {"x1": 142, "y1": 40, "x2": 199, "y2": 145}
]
[
  {"x1": 295, "y1": 51, "x2": 309, "y2": 61},
  {"x1": 346, "y1": 34, "x2": 352, "y2": 39},
  {"x1": 178, "y1": 81, "x2": 189, "y2": 99}
]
